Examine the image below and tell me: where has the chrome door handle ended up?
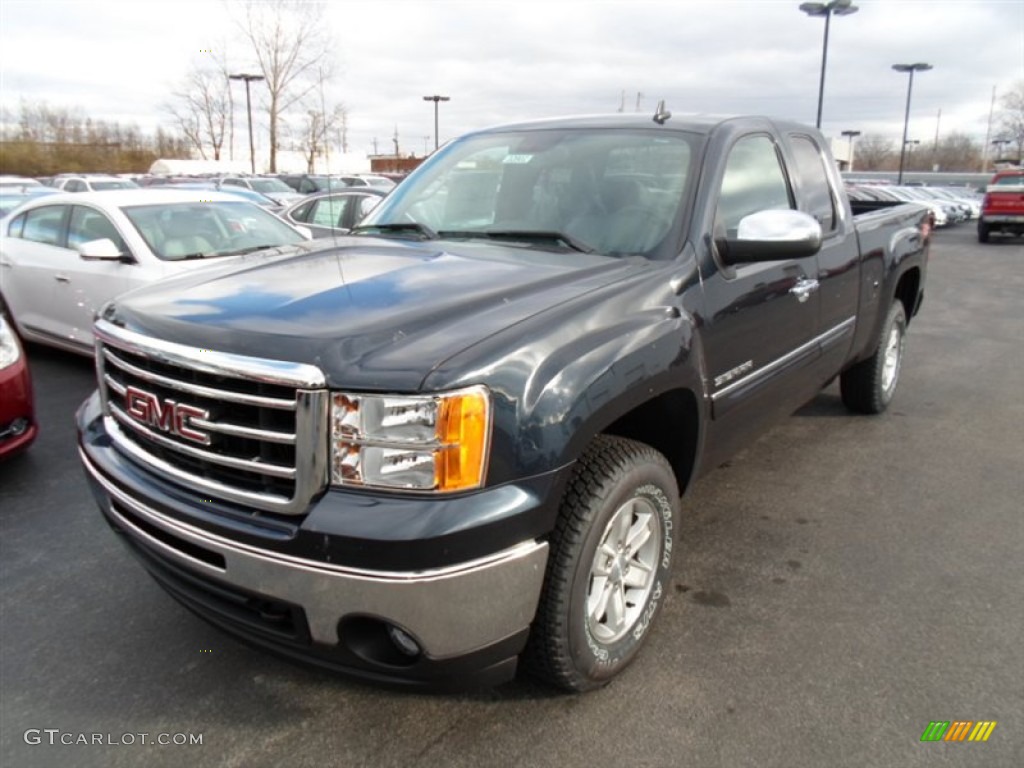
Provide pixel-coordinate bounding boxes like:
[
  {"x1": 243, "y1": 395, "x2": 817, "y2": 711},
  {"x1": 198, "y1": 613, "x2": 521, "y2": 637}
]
[
  {"x1": 790, "y1": 278, "x2": 819, "y2": 303},
  {"x1": 55, "y1": 274, "x2": 71, "y2": 283}
]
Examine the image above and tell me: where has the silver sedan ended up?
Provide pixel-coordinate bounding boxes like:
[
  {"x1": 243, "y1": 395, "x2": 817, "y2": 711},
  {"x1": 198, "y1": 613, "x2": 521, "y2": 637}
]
[
  {"x1": 282, "y1": 189, "x2": 385, "y2": 238},
  {"x1": 0, "y1": 189, "x2": 311, "y2": 354}
]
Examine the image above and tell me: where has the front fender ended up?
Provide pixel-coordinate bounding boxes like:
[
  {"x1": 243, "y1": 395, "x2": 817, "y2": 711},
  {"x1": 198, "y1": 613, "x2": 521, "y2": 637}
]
[{"x1": 422, "y1": 262, "x2": 705, "y2": 486}]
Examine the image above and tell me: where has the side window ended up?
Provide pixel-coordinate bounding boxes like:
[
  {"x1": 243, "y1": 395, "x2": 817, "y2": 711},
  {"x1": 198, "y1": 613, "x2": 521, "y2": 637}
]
[
  {"x1": 8, "y1": 212, "x2": 26, "y2": 239},
  {"x1": 300, "y1": 179, "x2": 315, "y2": 194},
  {"x1": 68, "y1": 180, "x2": 86, "y2": 192},
  {"x1": 289, "y1": 200, "x2": 313, "y2": 223},
  {"x1": 224, "y1": 178, "x2": 243, "y2": 187},
  {"x1": 68, "y1": 206, "x2": 128, "y2": 253},
  {"x1": 715, "y1": 135, "x2": 793, "y2": 237},
  {"x1": 310, "y1": 198, "x2": 343, "y2": 227},
  {"x1": 788, "y1": 135, "x2": 837, "y2": 232},
  {"x1": 22, "y1": 205, "x2": 68, "y2": 246}
]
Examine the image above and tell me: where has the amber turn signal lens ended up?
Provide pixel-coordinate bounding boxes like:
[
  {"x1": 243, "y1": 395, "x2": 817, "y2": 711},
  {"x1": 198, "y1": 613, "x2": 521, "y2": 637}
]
[{"x1": 435, "y1": 389, "x2": 490, "y2": 491}]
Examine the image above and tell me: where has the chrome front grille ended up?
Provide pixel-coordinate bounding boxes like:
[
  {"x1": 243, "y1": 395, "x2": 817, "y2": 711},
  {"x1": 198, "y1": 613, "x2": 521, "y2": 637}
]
[{"x1": 94, "y1": 319, "x2": 328, "y2": 516}]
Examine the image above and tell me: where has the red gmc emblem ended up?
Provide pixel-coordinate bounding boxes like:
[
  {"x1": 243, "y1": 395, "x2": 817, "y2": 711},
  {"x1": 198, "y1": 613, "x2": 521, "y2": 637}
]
[{"x1": 124, "y1": 386, "x2": 211, "y2": 446}]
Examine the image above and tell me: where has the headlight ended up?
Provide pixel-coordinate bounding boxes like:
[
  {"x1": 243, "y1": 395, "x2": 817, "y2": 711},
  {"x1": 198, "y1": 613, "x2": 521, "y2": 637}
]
[
  {"x1": 0, "y1": 316, "x2": 22, "y2": 370},
  {"x1": 330, "y1": 386, "x2": 490, "y2": 492}
]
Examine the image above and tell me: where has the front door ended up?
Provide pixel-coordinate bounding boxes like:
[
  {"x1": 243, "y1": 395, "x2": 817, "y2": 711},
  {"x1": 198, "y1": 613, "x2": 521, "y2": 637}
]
[{"x1": 698, "y1": 133, "x2": 822, "y2": 460}]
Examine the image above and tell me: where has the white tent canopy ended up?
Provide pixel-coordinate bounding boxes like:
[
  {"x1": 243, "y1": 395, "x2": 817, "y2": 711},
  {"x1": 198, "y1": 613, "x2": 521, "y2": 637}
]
[{"x1": 148, "y1": 158, "x2": 250, "y2": 176}]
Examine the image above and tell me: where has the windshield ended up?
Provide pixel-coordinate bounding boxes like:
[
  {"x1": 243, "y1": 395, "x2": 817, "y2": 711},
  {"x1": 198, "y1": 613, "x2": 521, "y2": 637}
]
[
  {"x1": 121, "y1": 201, "x2": 306, "y2": 261},
  {"x1": 250, "y1": 178, "x2": 294, "y2": 194},
  {"x1": 359, "y1": 128, "x2": 697, "y2": 258},
  {"x1": 92, "y1": 180, "x2": 139, "y2": 190},
  {"x1": 992, "y1": 174, "x2": 1024, "y2": 186}
]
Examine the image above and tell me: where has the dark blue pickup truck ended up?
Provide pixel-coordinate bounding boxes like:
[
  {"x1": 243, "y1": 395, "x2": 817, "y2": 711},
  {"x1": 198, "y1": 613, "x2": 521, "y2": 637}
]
[{"x1": 78, "y1": 112, "x2": 929, "y2": 691}]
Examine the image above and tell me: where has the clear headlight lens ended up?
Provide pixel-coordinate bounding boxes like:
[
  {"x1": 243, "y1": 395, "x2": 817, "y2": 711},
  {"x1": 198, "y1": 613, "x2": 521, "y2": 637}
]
[
  {"x1": 331, "y1": 386, "x2": 490, "y2": 492},
  {"x1": 0, "y1": 316, "x2": 22, "y2": 370}
]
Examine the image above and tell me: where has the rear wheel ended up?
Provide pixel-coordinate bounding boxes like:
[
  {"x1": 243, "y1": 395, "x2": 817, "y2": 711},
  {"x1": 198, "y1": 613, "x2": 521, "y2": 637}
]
[
  {"x1": 840, "y1": 302, "x2": 906, "y2": 414},
  {"x1": 977, "y1": 221, "x2": 990, "y2": 243},
  {"x1": 525, "y1": 435, "x2": 679, "y2": 691}
]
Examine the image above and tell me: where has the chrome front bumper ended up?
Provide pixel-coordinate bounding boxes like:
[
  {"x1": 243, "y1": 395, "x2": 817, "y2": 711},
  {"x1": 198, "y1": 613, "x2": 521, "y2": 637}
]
[{"x1": 81, "y1": 447, "x2": 549, "y2": 661}]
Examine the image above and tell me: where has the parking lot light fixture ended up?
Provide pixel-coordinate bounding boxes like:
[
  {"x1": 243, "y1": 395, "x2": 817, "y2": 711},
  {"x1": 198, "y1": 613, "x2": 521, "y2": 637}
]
[
  {"x1": 892, "y1": 63, "x2": 932, "y2": 185},
  {"x1": 422, "y1": 95, "x2": 450, "y2": 152},
  {"x1": 229, "y1": 73, "x2": 266, "y2": 174},
  {"x1": 841, "y1": 129, "x2": 861, "y2": 171},
  {"x1": 799, "y1": 0, "x2": 859, "y2": 129}
]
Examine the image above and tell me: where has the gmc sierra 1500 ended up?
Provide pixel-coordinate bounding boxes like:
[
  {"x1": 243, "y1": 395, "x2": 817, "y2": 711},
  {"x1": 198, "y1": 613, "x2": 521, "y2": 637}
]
[{"x1": 78, "y1": 112, "x2": 929, "y2": 691}]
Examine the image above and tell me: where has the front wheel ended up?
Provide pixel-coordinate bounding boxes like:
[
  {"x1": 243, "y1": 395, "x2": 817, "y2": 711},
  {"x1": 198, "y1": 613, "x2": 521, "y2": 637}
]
[
  {"x1": 525, "y1": 435, "x2": 679, "y2": 691},
  {"x1": 840, "y1": 302, "x2": 907, "y2": 414}
]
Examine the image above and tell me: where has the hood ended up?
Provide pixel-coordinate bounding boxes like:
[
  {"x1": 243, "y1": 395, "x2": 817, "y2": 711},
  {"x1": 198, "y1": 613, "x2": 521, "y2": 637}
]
[{"x1": 106, "y1": 237, "x2": 642, "y2": 391}]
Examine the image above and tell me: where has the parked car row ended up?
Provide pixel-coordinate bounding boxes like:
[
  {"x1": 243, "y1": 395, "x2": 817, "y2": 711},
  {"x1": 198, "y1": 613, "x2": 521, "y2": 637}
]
[{"x1": 845, "y1": 182, "x2": 981, "y2": 229}]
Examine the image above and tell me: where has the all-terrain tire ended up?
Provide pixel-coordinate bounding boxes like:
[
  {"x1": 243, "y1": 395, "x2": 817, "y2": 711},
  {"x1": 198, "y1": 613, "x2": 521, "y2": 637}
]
[
  {"x1": 840, "y1": 301, "x2": 907, "y2": 414},
  {"x1": 524, "y1": 435, "x2": 679, "y2": 691}
]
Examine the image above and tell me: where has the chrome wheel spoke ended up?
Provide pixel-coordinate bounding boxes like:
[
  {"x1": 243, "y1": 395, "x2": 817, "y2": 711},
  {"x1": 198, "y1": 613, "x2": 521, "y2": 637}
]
[
  {"x1": 624, "y1": 513, "x2": 653, "y2": 556},
  {"x1": 588, "y1": 576, "x2": 612, "y2": 623},
  {"x1": 613, "y1": 504, "x2": 633, "y2": 547},
  {"x1": 607, "y1": 582, "x2": 627, "y2": 630},
  {"x1": 623, "y1": 567, "x2": 649, "y2": 588}
]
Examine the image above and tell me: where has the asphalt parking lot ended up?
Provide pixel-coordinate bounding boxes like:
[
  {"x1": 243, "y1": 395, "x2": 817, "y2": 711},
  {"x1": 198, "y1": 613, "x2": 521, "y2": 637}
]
[{"x1": 1, "y1": 225, "x2": 1021, "y2": 768}]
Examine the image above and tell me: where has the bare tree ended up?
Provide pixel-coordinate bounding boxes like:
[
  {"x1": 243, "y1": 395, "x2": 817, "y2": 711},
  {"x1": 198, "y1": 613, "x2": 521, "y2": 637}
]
[
  {"x1": 296, "y1": 103, "x2": 347, "y2": 171},
  {"x1": 853, "y1": 134, "x2": 896, "y2": 171},
  {"x1": 233, "y1": 0, "x2": 335, "y2": 172},
  {"x1": 930, "y1": 133, "x2": 983, "y2": 173},
  {"x1": 165, "y1": 61, "x2": 231, "y2": 161},
  {"x1": 997, "y1": 80, "x2": 1024, "y2": 163}
]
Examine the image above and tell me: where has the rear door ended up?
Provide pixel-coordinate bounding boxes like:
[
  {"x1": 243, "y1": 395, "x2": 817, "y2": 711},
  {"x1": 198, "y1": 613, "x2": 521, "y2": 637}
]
[{"x1": 784, "y1": 132, "x2": 859, "y2": 374}]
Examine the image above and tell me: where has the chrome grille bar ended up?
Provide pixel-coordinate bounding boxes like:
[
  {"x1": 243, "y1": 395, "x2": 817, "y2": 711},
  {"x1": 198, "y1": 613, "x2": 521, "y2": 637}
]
[
  {"x1": 104, "y1": 348, "x2": 296, "y2": 410},
  {"x1": 110, "y1": 405, "x2": 297, "y2": 480}
]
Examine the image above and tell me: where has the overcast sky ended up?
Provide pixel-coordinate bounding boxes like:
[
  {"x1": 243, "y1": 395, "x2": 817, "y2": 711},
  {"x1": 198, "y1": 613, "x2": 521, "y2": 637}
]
[{"x1": 1, "y1": 0, "x2": 1021, "y2": 163}]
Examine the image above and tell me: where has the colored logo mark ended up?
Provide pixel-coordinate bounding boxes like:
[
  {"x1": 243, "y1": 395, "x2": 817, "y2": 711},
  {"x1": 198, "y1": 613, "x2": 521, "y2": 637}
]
[{"x1": 921, "y1": 721, "x2": 997, "y2": 742}]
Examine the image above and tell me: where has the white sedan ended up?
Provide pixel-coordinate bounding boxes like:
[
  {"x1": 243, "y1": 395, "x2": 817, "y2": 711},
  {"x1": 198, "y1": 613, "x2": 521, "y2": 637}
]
[{"x1": 0, "y1": 189, "x2": 311, "y2": 354}]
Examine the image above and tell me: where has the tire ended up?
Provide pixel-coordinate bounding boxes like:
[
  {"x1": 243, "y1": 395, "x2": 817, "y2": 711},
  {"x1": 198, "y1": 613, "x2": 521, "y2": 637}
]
[
  {"x1": 978, "y1": 221, "x2": 990, "y2": 243},
  {"x1": 840, "y1": 301, "x2": 907, "y2": 414},
  {"x1": 525, "y1": 435, "x2": 679, "y2": 691}
]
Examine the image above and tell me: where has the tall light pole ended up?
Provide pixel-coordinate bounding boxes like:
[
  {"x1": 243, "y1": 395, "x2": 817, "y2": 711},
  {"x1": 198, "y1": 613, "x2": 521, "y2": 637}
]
[
  {"x1": 892, "y1": 63, "x2": 932, "y2": 185},
  {"x1": 422, "y1": 95, "x2": 450, "y2": 152},
  {"x1": 799, "y1": 0, "x2": 859, "y2": 129},
  {"x1": 841, "y1": 129, "x2": 861, "y2": 171},
  {"x1": 229, "y1": 73, "x2": 265, "y2": 174}
]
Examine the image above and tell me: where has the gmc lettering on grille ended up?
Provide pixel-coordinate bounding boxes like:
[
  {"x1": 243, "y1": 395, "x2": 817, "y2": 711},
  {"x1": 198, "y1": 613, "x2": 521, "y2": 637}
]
[{"x1": 125, "y1": 386, "x2": 211, "y2": 446}]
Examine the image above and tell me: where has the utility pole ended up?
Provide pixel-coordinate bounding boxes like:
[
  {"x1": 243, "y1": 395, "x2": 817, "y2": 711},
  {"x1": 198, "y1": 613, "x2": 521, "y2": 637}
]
[
  {"x1": 635, "y1": 92, "x2": 644, "y2": 112},
  {"x1": 982, "y1": 85, "x2": 997, "y2": 172}
]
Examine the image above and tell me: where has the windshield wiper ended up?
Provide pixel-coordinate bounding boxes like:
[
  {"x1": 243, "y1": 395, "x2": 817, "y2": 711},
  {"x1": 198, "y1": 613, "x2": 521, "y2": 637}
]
[
  {"x1": 436, "y1": 229, "x2": 595, "y2": 254},
  {"x1": 351, "y1": 221, "x2": 438, "y2": 240},
  {"x1": 217, "y1": 244, "x2": 287, "y2": 257}
]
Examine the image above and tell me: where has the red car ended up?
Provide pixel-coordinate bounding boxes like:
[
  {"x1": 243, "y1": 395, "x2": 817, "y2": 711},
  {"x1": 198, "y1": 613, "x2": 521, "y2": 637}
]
[{"x1": 0, "y1": 315, "x2": 37, "y2": 458}]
